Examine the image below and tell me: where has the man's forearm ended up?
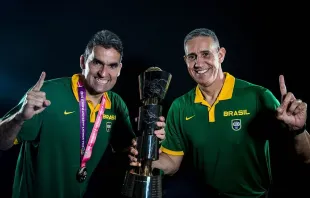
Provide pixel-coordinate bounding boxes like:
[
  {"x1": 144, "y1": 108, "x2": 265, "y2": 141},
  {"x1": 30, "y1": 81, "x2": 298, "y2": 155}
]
[
  {"x1": 0, "y1": 113, "x2": 24, "y2": 150},
  {"x1": 294, "y1": 130, "x2": 310, "y2": 164},
  {"x1": 152, "y1": 153, "x2": 179, "y2": 175}
]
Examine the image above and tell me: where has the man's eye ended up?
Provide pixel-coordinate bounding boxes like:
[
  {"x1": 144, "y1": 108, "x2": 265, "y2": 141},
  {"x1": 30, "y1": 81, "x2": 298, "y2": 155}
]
[
  {"x1": 187, "y1": 55, "x2": 196, "y2": 60},
  {"x1": 93, "y1": 60, "x2": 101, "y2": 65},
  {"x1": 202, "y1": 52, "x2": 209, "y2": 57},
  {"x1": 110, "y1": 64, "x2": 118, "y2": 68}
]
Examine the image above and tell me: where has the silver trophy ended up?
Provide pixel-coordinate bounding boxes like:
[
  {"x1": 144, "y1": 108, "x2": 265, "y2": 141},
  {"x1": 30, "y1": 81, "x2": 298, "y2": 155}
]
[{"x1": 121, "y1": 67, "x2": 172, "y2": 198}]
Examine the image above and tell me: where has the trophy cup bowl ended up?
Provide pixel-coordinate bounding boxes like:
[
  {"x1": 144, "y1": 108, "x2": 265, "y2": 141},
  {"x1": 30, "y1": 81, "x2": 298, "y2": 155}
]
[{"x1": 121, "y1": 67, "x2": 172, "y2": 198}]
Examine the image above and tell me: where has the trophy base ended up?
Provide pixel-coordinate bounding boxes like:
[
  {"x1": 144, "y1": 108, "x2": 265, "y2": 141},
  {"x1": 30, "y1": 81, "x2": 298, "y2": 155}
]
[{"x1": 121, "y1": 171, "x2": 162, "y2": 198}]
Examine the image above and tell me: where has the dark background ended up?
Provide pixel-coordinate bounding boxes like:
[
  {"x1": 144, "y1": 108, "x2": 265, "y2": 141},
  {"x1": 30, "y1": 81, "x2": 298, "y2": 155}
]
[{"x1": 1, "y1": 0, "x2": 309, "y2": 197}]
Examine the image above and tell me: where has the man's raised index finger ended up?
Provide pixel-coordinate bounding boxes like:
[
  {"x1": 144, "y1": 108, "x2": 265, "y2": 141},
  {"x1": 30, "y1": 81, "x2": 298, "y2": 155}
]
[
  {"x1": 32, "y1": 72, "x2": 46, "y2": 91},
  {"x1": 279, "y1": 75, "x2": 287, "y2": 101}
]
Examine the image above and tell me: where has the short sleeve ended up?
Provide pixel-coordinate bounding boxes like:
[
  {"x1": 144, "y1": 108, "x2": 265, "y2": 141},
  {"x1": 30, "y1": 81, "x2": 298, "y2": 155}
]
[
  {"x1": 261, "y1": 89, "x2": 280, "y2": 112},
  {"x1": 161, "y1": 100, "x2": 185, "y2": 156},
  {"x1": 248, "y1": 88, "x2": 283, "y2": 140},
  {"x1": 1, "y1": 94, "x2": 43, "y2": 145}
]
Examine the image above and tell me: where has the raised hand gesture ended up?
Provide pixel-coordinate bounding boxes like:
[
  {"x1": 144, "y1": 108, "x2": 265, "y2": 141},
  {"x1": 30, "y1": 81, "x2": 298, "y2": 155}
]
[
  {"x1": 276, "y1": 75, "x2": 307, "y2": 131},
  {"x1": 18, "y1": 72, "x2": 51, "y2": 121}
]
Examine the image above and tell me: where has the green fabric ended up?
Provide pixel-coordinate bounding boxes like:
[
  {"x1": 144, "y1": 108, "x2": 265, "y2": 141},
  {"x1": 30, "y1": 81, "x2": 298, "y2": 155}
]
[
  {"x1": 162, "y1": 77, "x2": 280, "y2": 198},
  {"x1": 2, "y1": 77, "x2": 135, "y2": 198}
]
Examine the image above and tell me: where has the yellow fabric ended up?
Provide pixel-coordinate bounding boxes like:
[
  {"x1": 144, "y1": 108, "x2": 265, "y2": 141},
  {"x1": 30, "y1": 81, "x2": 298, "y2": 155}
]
[
  {"x1": 71, "y1": 74, "x2": 111, "y2": 123},
  {"x1": 160, "y1": 146, "x2": 184, "y2": 156},
  {"x1": 13, "y1": 138, "x2": 19, "y2": 145},
  {"x1": 194, "y1": 72, "x2": 235, "y2": 122}
]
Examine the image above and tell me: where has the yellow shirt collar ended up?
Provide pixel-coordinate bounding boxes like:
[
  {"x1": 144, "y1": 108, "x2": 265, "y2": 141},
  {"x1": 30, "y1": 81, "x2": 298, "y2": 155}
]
[
  {"x1": 194, "y1": 72, "x2": 235, "y2": 104},
  {"x1": 71, "y1": 74, "x2": 111, "y2": 111}
]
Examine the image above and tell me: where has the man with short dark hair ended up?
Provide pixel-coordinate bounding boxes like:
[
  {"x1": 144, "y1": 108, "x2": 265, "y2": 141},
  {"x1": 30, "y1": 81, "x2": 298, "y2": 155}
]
[{"x1": 0, "y1": 29, "x2": 165, "y2": 198}]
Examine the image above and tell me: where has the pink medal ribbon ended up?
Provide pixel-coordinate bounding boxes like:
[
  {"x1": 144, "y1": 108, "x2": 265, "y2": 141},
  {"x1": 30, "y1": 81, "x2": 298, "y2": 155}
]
[{"x1": 77, "y1": 80, "x2": 106, "y2": 182}]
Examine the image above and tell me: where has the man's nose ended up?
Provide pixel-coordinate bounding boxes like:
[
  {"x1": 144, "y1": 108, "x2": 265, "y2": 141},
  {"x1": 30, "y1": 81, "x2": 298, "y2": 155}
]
[
  {"x1": 98, "y1": 65, "x2": 108, "y2": 77},
  {"x1": 194, "y1": 56, "x2": 204, "y2": 67}
]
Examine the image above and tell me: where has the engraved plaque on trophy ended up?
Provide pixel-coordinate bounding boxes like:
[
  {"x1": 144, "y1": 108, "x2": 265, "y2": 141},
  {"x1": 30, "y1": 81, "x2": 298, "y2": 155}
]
[{"x1": 121, "y1": 67, "x2": 172, "y2": 198}]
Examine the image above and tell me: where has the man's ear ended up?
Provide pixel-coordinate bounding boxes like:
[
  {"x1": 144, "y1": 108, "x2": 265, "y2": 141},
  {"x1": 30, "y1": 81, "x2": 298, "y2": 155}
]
[
  {"x1": 117, "y1": 63, "x2": 122, "y2": 77},
  {"x1": 80, "y1": 55, "x2": 85, "y2": 70},
  {"x1": 218, "y1": 47, "x2": 226, "y2": 64}
]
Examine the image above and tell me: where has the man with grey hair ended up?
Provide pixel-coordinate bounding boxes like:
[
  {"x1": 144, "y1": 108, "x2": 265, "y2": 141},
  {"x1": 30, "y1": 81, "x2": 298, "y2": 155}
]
[
  {"x1": 129, "y1": 28, "x2": 309, "y2": 197},
  {"x1": 0, "y1": 29, "x2": 166, "y2": 198}
]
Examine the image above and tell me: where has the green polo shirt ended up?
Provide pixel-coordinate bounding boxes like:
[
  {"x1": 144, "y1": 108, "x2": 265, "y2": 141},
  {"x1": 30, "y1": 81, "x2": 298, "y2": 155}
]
[
  {"x1": 161, "y1": 73, "x2": 280, "y2": 198},
  {"x1": 2, "y1": 74, "x2": 135, "y2": 198}
]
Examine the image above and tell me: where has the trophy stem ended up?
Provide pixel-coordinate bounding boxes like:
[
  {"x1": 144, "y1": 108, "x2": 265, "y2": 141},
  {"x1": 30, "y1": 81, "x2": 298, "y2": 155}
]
[{"x1": 140, "y1": 160, "x2": 153, "y2": 176}]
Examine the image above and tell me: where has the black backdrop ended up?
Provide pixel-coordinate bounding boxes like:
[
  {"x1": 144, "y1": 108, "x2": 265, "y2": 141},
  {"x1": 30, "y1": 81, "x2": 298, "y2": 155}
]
[{"x1": 1, "y1": 0, "x2": 309, "y2": 197}]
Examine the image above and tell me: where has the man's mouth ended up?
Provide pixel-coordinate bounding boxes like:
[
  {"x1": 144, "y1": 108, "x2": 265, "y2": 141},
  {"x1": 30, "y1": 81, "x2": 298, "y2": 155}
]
[
  {"x1": 195, "y1": 68, "x2": 210, "y2": 74},
  {"x1": 95, "y1": 77, "x2": 108, "y2": 84}
]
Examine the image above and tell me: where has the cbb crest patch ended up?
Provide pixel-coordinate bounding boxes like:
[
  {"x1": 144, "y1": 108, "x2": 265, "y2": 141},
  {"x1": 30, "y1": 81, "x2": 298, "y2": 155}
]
[
  {"x1": 106, "y1": 122, "x2": 112, "y2": 132},
  {"x1": 231, "y1": 119, "x2": 241, "y2": 131}
]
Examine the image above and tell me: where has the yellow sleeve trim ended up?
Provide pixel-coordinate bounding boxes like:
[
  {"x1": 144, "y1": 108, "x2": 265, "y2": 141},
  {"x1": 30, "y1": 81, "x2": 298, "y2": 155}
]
[
  {"x1": 13, "y1": 138, "x2": 19, "y2": 145},
  {"x1": 160, "y1": 146, "x2": 184, "y2": 156}
]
